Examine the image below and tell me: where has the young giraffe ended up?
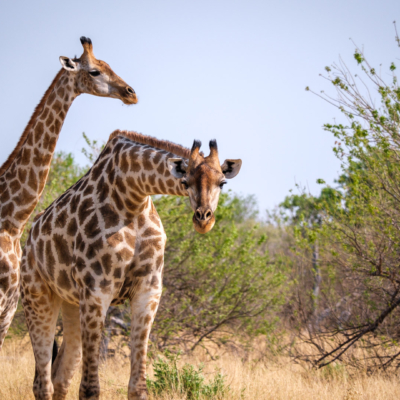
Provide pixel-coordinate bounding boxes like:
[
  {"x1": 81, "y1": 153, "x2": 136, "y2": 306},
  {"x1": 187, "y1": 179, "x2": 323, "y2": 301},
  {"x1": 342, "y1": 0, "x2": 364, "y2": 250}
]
[
  {"x1": 20, "y1": 130, "x2": 242, "y2": 400},
  {"x1": 0, "y1": 37, "x2": 137, "y2": 349}
]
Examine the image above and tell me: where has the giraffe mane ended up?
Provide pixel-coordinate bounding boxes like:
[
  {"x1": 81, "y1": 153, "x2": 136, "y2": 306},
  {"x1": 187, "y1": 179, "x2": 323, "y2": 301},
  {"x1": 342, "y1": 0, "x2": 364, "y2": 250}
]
[
  {"x1": 0, "y1": 69, "x2": 65, "y2": 177},
  {"x1": 109, "y1": 130, "x2": 193, "y2": 159}
]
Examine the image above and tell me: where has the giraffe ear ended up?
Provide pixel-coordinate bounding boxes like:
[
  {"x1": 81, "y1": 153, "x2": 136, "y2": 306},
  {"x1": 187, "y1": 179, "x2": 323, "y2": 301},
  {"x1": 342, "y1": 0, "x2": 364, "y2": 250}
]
[
  {"x1": 167, "y1": 158, "x2": 188, "y2": 178},
  {"x1": 59, "y1": 56, "x2": 79, "y2": 72},
  {"x1": 221, "y1": 159, "x2": 242, "y2": 179}
]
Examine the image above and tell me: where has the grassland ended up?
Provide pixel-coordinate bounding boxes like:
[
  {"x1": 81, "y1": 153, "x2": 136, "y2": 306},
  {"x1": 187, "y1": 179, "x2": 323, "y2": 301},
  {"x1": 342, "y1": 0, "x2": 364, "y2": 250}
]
[{"x1": 1, "y1": 337, "x2": 400, "y2": 400}]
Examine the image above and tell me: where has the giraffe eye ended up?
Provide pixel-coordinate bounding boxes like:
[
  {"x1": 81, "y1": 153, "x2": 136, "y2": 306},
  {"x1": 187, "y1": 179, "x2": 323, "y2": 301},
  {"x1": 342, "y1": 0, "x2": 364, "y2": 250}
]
[
  {"x1": 219, "y1": 181, "x2": 227, "y2": 189},
  {"x1": 89, "y1": 70, "x2": 101, "y2": 77},
  {"x1": 182, "y1": 180, "x2": 189, "y2": 189}
]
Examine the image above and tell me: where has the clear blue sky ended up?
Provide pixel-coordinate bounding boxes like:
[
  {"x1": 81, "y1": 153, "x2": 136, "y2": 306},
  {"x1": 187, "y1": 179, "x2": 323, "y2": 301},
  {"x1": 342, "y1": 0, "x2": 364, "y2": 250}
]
[{"x1": 1, "y1": 0, "x2": 399, "y2": 213}]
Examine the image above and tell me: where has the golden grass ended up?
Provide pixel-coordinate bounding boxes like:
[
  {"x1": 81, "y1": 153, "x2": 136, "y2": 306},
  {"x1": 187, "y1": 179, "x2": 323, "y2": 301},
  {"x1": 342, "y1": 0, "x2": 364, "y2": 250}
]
[{"x1": 1, "y1": 337, "x2": 400, "y2": 400}]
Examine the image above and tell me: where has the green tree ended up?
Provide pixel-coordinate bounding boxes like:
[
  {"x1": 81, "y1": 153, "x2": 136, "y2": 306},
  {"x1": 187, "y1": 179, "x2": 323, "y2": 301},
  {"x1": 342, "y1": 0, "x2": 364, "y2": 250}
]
[
  {"x1": 290, "y1": 26, "x2": 400, "y2": 372},
  {"x1": 280, "y1": 189, "x2": 341, "y2": 314},
  {"x1": 151, "y1": 192, "x2": 286, "y2": 352}
]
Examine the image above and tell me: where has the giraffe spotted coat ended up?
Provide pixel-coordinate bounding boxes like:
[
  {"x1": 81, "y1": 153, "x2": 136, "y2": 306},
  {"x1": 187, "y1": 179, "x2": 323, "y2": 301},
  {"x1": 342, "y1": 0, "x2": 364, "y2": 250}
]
[{"x1": 20, "y1": 130, "x2": 242, "y2": 400}]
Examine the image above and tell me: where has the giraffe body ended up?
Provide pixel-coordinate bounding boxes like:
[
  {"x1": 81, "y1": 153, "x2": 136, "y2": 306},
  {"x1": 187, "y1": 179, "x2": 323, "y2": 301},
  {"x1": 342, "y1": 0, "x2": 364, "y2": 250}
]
[
  {"x1": 20, "y1": 130, "x2": 242, "y2": 399},
  {"x1": 0, "y1": 37, "x2": 137, "y2": 349}
]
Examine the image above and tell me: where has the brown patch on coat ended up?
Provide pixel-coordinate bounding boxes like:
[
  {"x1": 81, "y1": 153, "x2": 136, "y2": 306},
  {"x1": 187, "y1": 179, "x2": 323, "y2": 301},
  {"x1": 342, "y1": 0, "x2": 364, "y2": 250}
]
[
  {"x1": 28, "y1": 169, "x2": 38, "y2": 191},
  {"x1": 138, "y1": 238, "x2": 163, "y2": 253},
  {"x1": 142, "y1": 227, "x2": 161, "y2": 237},
  {"x1": 9, "y1": 180, "x2": 21, "y2": 194},
  {"x1": 45, "y1": 112, "x2": 54, "y2": 128},
  {"x1": 132, "y1": 263, "x2": 152, "y2": 277},
  {"x1": 17, "y1": 168, "x2": 28, "y2": 183},
  {"x1": 100, "y1": 204, "x2": 119, "y2": 229},
  {"x1": 138, "y1": 214, "x2": 146, "y2": 229},
  {"x1": 55, "y1": 209, "x2": 68, "y2": 228},
  {"x1": 53, "y1": 234, "x2": 72, "y2": 265},
  {"x1": 78, "y1": 198, "x2": 94, "y2": 224},
  {"x1": 21, "y1": 148, "x2": 31, "y2": 166},
  {"x1": 116, "y1": 248, "x2": 133, "y2": 262},
  {"x1": 91, "y1": 158, "x2": 108, "y2": 182},
  {"x1": 53, "y1": 100, "x2": 62, "y2": 114},
  {"x1": 119, "y1": 152, "x2": 129, "y2": 173},
  {"x1": 111, "y1": 190, "x2": 124, "y2": 211},
  {"x1": 97, "y1": 178, "x2": 110, "y2": 203},
  {"x1": 57, "y1": 270, "x2": 72, "y2": 290},
  {"x1": 124, "y1": 231, "x2": 136, "y2": 248},
  {"x1": 45, "y1": 240, "x2": 56, "y2": 279},
  {"x1": 91, "y1": 261, "x2": 103, "y2": 275},
  {"x1": 158, "y1": 179, "x2": 166, "y2": 193},
  {"x1": 67, "y1": 218, "x2": 78, "y2": 236},
  {"x1": 155, "y1": 255, "x2": 164, "y2": 270},
  {"x1": 0, "y1": 236, "x2": 12, "y2": 253},
  {"x1": 107, "y1": 232, "x2": 124, "y2": 247},
  {"x1": 101, "y1": 254, "x2": 113, "y2": 275},
  {"x1": 84, "y1": 214, "x2": 101, "y2": 239},
  {"x1": 15, "y1": 188, "x2": 36, "y2": 206}
]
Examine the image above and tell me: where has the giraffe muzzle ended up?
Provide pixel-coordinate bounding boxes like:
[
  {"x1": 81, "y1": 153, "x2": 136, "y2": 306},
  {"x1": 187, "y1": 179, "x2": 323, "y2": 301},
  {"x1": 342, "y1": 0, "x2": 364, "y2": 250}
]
[
  {"x1": 123, "y1": 86, "x2": 138, "y2": 104},
  {"x1": 193, "y1": 207, "x2": 215, "y2": 234}
]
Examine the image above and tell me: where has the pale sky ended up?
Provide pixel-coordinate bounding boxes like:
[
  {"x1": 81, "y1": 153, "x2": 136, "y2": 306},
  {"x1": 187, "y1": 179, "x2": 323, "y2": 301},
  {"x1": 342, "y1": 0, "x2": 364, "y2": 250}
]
[{"x1": 1, "y1": 0, "x2": 399, "y2": 212}]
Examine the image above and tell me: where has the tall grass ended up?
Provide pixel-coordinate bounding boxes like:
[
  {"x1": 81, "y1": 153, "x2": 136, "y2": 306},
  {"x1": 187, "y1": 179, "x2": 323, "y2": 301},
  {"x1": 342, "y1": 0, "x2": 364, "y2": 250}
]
[{"x1": 1, "y1": 337, "x2": 400, "y2": 399}]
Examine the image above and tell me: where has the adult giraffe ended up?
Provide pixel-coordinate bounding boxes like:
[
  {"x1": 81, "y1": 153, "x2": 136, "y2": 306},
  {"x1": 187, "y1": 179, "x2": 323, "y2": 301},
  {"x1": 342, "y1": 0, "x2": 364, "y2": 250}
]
[
  {"x1": 20, "y1": 130, "x2": 242, "y2": 400},
  {"x1": 0, "y1": 37, "x2": 137, "y2": 349}
]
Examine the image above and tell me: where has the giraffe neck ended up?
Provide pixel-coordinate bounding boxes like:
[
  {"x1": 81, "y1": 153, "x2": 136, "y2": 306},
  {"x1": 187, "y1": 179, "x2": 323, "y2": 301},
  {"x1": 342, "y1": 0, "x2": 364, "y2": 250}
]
[
  {"x1": 0, "y1": 69, "x2": 79, "y2": 234},
  {"x1": 92, "y1": 137, "x2": 188, "y2": 217}
]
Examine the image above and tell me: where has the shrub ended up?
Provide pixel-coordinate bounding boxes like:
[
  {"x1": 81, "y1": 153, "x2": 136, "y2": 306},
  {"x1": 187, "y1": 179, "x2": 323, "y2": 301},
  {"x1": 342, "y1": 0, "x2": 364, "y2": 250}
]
[{"x1": 147, "y1": 351, "x2": 229, "y2": 400}]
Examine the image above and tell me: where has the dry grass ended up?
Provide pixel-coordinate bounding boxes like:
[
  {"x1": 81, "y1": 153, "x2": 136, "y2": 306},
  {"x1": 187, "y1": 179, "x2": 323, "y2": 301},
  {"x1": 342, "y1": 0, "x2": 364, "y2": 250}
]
[{"x1": 1, "y1": 337, "x2": 400, "y2": 400}]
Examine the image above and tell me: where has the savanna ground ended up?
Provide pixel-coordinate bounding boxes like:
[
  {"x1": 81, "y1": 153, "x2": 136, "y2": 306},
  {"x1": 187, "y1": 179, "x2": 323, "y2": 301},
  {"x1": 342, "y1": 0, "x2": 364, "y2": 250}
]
[{"x1": 1, "y1": 336, "x2": 400, "y2": 400}]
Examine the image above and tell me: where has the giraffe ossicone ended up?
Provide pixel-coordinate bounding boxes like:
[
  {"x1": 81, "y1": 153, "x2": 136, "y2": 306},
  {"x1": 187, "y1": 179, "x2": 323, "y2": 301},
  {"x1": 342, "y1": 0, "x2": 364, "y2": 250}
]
[
  {"x1": 21, "y1": 130, "x2": 242, "y2": 400},
  {"x1": 0, "y1": 37, "x2": 137, "y2": 350}
]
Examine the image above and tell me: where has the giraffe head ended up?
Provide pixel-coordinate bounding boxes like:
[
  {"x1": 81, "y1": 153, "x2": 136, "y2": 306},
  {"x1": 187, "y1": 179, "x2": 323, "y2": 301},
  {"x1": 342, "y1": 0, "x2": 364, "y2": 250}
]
[
  {"x1": 59, "y1": 37, "x2": 137, "y2": 105},
  {"x1": 168, "y1": 140, "x2": 242, "y2": 234}
]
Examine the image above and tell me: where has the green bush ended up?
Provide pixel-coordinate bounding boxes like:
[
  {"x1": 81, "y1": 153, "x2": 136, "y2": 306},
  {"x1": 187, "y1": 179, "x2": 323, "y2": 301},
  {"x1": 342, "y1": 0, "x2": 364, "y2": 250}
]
[
  {"x1": 152, "y1": 193, "x2": 287, "y2": 352},
  {"x1": 281, "y1": 27, "x2": 400, "y2": 372},
  {"x1": 147, "y1": 351, "x2": 229, "y2": 400}
]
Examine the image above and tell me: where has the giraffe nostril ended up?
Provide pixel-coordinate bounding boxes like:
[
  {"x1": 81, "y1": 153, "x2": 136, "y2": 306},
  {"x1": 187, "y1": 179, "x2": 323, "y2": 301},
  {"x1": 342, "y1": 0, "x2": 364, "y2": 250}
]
[
  {"x1": 195, "y1": 210, "x2": 202, "y2": 221},
  {"x1": 126, "y1": 87, "x2": 135, "y2": 95},
  {"x1": 205, "y1": 210, "x2": 212, "y2": 220}
]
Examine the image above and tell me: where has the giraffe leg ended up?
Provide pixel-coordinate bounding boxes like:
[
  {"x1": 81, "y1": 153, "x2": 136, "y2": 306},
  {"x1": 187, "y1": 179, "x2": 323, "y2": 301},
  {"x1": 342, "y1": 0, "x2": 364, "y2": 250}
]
[
  {"x1": 78, "y1": 290, "x2": 112, "y2": 400},
  {"x1": 51, "y1": 301, "x2": 82, "y2": 400},
  {"x1": 128, "y1": 273, "x2": 162, "y2": 400},
  {"x1": 21, "y1": 283, "x2": 62, "y2": 400},
  {"x1": 0, "y1": 236, "x2": 20, "y2": 350},
  {"x1": 0, "y1": 287, "x2": 19, "y2": 349}
]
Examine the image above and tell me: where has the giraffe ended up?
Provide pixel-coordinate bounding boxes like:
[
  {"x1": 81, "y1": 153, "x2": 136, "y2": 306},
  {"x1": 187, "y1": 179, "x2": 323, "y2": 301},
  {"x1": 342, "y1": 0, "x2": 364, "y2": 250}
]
[
  {"x1": 0, "y1": 37, "x2": 137, "y2": 349},
  {"x1": 20, "y1": 130, "x2": 242, "y2": 400}
]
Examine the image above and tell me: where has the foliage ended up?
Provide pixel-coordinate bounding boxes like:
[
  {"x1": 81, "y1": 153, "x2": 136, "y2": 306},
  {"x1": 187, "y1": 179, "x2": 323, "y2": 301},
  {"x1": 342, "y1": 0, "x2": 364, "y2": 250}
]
[
  {"x1": 285, "y1": 26, "x2": 400, "y2": 372},
  {"x1": 151, "y1": 192, "x2": 286, "y2": 352},
  {"x1": 147, "y1": 351, "x2": 229, "y2": 400},
  {"x1": 280, "y1": 188, "x2": 341, "y2": 227},
  {"x1": 81, "y1": 131, "x2": 105, "y2": 164}
]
